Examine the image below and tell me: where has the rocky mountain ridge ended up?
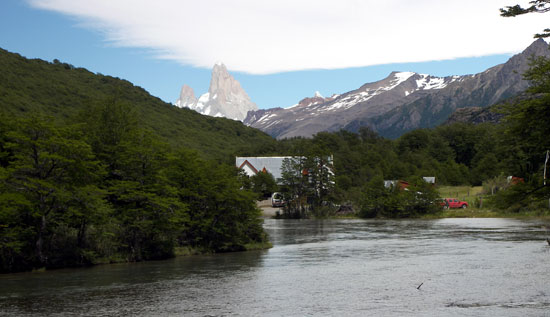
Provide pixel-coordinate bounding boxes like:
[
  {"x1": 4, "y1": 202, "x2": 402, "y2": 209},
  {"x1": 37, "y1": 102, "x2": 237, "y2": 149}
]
[
  {"x1": 244, "y1": 39, "x2": 550, "y2": 139},
  {"x1": 175, "y1": 63, "x2": 258, "y2": 121}
]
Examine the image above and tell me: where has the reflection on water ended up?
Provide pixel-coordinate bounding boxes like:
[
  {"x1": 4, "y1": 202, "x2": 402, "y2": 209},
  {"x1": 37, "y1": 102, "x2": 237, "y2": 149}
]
[{"x1": 1, "y1": 218, "x2": 550, "y2": 316}]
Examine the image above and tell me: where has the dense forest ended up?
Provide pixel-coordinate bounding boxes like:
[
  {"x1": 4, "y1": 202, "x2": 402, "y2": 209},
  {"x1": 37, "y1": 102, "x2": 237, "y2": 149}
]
[
  {"x1": 0, "y1": 105, "x2": 269, "y2": 273},
  {"x1": 1, "y1": 43, "x2": 549, "y2": 272},
  {"x1": 0, "y1": 49, "x2": 274, "y2": 273}
]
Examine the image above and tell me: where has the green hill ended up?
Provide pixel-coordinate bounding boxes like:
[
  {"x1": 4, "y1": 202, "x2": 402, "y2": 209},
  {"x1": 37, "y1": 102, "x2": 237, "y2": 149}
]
[{"x1": 0, "y1": 48, "x2": 275, "y2": 161}]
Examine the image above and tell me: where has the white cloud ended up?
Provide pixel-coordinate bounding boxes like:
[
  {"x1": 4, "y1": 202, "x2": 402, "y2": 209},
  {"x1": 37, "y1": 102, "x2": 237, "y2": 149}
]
[{"x1": 28, "y1": 0, "x2": 549, "y2": 74}]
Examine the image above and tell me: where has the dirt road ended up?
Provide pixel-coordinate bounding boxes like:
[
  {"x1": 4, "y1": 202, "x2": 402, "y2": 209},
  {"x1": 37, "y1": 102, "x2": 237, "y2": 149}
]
[{"x1": 257, "y1": 199, "x2": 281, "y2": 218}]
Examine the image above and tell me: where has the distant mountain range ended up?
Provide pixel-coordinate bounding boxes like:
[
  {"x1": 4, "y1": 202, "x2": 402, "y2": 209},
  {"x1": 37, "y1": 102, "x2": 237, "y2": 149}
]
[
  {"x1": 244, "y1": 39, "x2": 550, "y2": 139},
  {"x1": 179, "y1": 39, "x2": 549, "y2": 139}
]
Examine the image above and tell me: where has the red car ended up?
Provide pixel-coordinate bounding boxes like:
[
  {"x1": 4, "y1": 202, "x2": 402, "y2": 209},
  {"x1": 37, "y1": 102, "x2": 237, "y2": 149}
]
[{"x1": 441, "y1": 198, "x2": 468, "y2": 209}]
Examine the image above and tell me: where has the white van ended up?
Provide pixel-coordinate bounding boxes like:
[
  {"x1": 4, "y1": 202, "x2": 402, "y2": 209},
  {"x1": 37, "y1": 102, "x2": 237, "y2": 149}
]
[{"x1": 271, "y1": 192, "x2": 285, "y2": 207}]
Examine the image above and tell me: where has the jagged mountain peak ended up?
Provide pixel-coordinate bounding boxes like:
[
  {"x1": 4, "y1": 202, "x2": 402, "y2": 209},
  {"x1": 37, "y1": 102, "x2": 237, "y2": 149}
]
[
  {"x1": 179, "y1": 84, "x2": 195, "y2": 98},
  {"x1": 175, "y1": 63, "x2": 258, "y2": 121},
  {"x1": 175, "y1": 84, "x2": 197, "y2": 109},
  {"x1": 523, "y1": 38, "x2": 548, "y2": 55}
]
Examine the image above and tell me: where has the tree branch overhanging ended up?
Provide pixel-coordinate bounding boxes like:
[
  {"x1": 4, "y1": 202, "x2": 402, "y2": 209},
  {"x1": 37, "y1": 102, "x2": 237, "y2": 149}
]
[{"x1": 500, "y1": 1, "x2": 550, "y2": 38}]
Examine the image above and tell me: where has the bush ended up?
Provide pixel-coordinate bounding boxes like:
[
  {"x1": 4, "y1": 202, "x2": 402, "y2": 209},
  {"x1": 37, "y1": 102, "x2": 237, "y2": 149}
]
[{"x1": 359, "y1": 176, "x2": 441, "y2": 218}]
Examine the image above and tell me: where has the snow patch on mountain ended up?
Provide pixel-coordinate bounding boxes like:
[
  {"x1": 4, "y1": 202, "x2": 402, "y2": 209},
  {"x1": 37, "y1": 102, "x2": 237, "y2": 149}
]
[
  {"x1": 415, "y1": 74, "x2": 462, "y2": 90},
  {"x1": 392, "y1": 72, "x2": 415, "y2": 86}
]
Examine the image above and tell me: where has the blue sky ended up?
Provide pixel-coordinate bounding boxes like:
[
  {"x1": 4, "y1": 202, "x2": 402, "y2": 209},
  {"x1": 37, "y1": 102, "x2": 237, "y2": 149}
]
[{"x1": 0, "y1": 0, "x2": 545, "y2": 109}]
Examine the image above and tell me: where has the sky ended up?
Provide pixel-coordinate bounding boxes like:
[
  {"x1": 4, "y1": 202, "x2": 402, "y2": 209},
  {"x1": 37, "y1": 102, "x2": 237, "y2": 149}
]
[{"x1": 0, "y1": 0, "x2": 547, "y2": 109}]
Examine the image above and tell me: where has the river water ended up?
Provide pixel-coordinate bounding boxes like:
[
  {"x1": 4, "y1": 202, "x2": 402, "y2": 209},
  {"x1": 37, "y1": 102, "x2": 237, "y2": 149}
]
[{"x1": 1, "y1": 218, "x2": 550, "y2": 316}]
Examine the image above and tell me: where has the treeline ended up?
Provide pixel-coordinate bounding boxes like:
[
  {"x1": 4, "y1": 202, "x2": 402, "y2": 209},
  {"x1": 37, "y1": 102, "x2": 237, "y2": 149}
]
[
  {"x1": 0, "y1": 100, "x2": 268, "y2": 273},
  {"x1": 247, "y1": 116, "x2": 548, "y2": 217},
  {"x1": 245, "y1": 55, "x2": 550, "y2": 216}
]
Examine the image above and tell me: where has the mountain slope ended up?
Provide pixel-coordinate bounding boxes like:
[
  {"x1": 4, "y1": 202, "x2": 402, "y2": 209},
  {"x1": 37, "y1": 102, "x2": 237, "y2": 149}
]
[
  {"x1": 244, "y1": 71, "x2": 464, "y2": 138},
  {"x1": 0, "y1": 48, "x2": 274, "y2": 161},
  {"x1": 364, "y1": 39, "x2": 550, "y2": 138},
  {"x1": 244, "y1": 39, "x2": 550, "y2": 139},
  {"x1": 175, "y1": 63, "x2": 258, "y2": 121},
  {"x1": 443, "y1": 106, "x2": 503, "y2": 125}
]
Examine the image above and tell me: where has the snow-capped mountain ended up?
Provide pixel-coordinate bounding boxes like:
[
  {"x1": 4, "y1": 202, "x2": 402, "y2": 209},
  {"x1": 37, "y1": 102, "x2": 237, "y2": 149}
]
[
  {"x1": 244, "y1": 39, "x2": 550, "y2": 139},
  {"x1": 175, "y1": 63, "x2": 258, "y2": 121},
  {"x1": 243, "y1": 71, "x2": 466, "y2": 138}
]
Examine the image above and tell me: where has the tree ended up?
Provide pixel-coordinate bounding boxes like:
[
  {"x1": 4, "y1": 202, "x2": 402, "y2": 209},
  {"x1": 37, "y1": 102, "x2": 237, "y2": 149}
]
[
  {"x1": 280, "y1": 157, "x2": 310, "y2": 218},
  {"x1": 249, "y1": 171, "x2": 278, "y2": 200},
  {"x1": 3, "y1": 116, "x2": 103, "y2": 268},
  {"x1": 501, "y1": 1, "x2": 550, "y2": 38},
  {"x1": 167, "y1": 151, "x2": 265, "y2": 252},
  {"x1": 498, "y1": 54, "x2": 550, "y2": 179},
  {"x1": 359, "y1": 176, "x2": 440, "y2": 218},
  {"x1": 305, "y1": 155, "x2": 335, "y2": 215},
  {"x1": 498, "y1": 2, "x2": 550, "y2": 209}
]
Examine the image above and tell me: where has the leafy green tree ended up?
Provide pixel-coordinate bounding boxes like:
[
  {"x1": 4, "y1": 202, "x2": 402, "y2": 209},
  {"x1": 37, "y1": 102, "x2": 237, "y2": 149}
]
[
  {"x1": 108, "y1": 131, "x2": 186, "y2": 260},
  {"x1": 249, "y1": 171, "x2": 278, "y2": 199},
  {"x1": 3, "y1": 116, "x2": 103, "y2": 268},
  {"x1": 397, "y1": 129, "x2": 431, "y2": 154},
  {"x1": 0, "y1": 168, "x2": 33, "y2": 272},
  {"x1": 306, "y1": 155, "x2": 335, "y2": 211},
  {"x1": 280, "y1": 157, "x2": 311, "y2": 218},
  {"x1": 359, "y1": 176, "x2": 391, "y2": 218},
  {"x1": 359, "y1": 177, "x2": 440, "y2": 218},
  {"x1": 470, "y1": 153, "x2": 500, "y2": 185},
  {"x1": 79, "y1": 98, "x2": 139, "y2": 179},
  {"x1": 167, "y1": 149, "x2": 266, "y2": 252},
  {"x1": 499, "y1": 58, "x2": 550, "y2": 179},
  {"x1": 82, "y1": 101, "x2": 188, "y2": 260},
  {"x1": 492, "y1": 2, "x2": 550, "y2": 209}
]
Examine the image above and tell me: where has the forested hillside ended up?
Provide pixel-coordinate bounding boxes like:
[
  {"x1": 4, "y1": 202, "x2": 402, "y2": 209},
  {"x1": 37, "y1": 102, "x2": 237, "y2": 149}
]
[
  {"x1": 0, "y1": 49, "x2": 273, "y2": 273},
  {"x1": 0, "y1": 48, "x2": 276, "y2": 162}
]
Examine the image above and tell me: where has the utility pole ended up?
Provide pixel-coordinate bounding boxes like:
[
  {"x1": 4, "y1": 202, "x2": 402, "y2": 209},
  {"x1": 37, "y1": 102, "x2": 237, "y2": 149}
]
[
  {"x1": 545, "y1": 150, "x2": 549, "y2": 209},
  {"x1": 544, "y1": 150, "x2": 549, "y2": 186}
]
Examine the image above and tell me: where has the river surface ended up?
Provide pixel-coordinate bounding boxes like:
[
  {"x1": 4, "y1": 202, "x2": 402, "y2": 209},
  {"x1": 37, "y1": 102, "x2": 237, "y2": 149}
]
[{"x1": 1, "y1": 218, "x2": 550, "y2": 316}]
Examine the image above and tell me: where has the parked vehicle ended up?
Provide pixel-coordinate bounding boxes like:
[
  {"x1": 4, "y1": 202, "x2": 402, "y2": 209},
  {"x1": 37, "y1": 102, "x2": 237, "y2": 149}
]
[
  {"x1": 271, "y1": 192, "x2": 285, "y2": 207},
  {"x1": 440, "y1": 198, "x2": 468, "y2": 209}
]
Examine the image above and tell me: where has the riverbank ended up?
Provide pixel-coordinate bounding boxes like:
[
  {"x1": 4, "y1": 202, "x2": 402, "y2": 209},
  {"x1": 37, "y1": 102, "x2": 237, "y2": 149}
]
[
  {"x1": 174, "y1": 241, "x2": 273, "y2": 257},
  {"x1": 421, "y1": 207, "x2": 550, "y2": 219},
  {"x1": 260, "y1": 204, "x2": 550, "y2": 220}
]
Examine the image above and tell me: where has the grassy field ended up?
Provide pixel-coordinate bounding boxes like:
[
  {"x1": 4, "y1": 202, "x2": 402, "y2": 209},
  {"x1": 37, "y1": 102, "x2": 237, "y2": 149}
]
[
  {"x1": 437, "y1": 185, "x2": 484, "y2": 207},
  {"x1": 434, "y1": 185, "x2": 550, "y2": 218}
]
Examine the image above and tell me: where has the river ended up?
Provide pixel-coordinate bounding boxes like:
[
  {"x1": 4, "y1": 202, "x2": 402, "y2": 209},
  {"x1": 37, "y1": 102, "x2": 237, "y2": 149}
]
[{"x1": 1, "y1": 218, "x2": 550, "y2": 316}]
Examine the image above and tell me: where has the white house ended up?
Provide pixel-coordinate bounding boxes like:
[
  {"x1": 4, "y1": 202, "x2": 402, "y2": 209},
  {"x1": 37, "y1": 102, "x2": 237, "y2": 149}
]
[
  {"x1": 235, "y1": 156, "x2": 291, "y2": 182},
  {"x1": 236, "y1": 156, "x2": 334, "y2": 184}
]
